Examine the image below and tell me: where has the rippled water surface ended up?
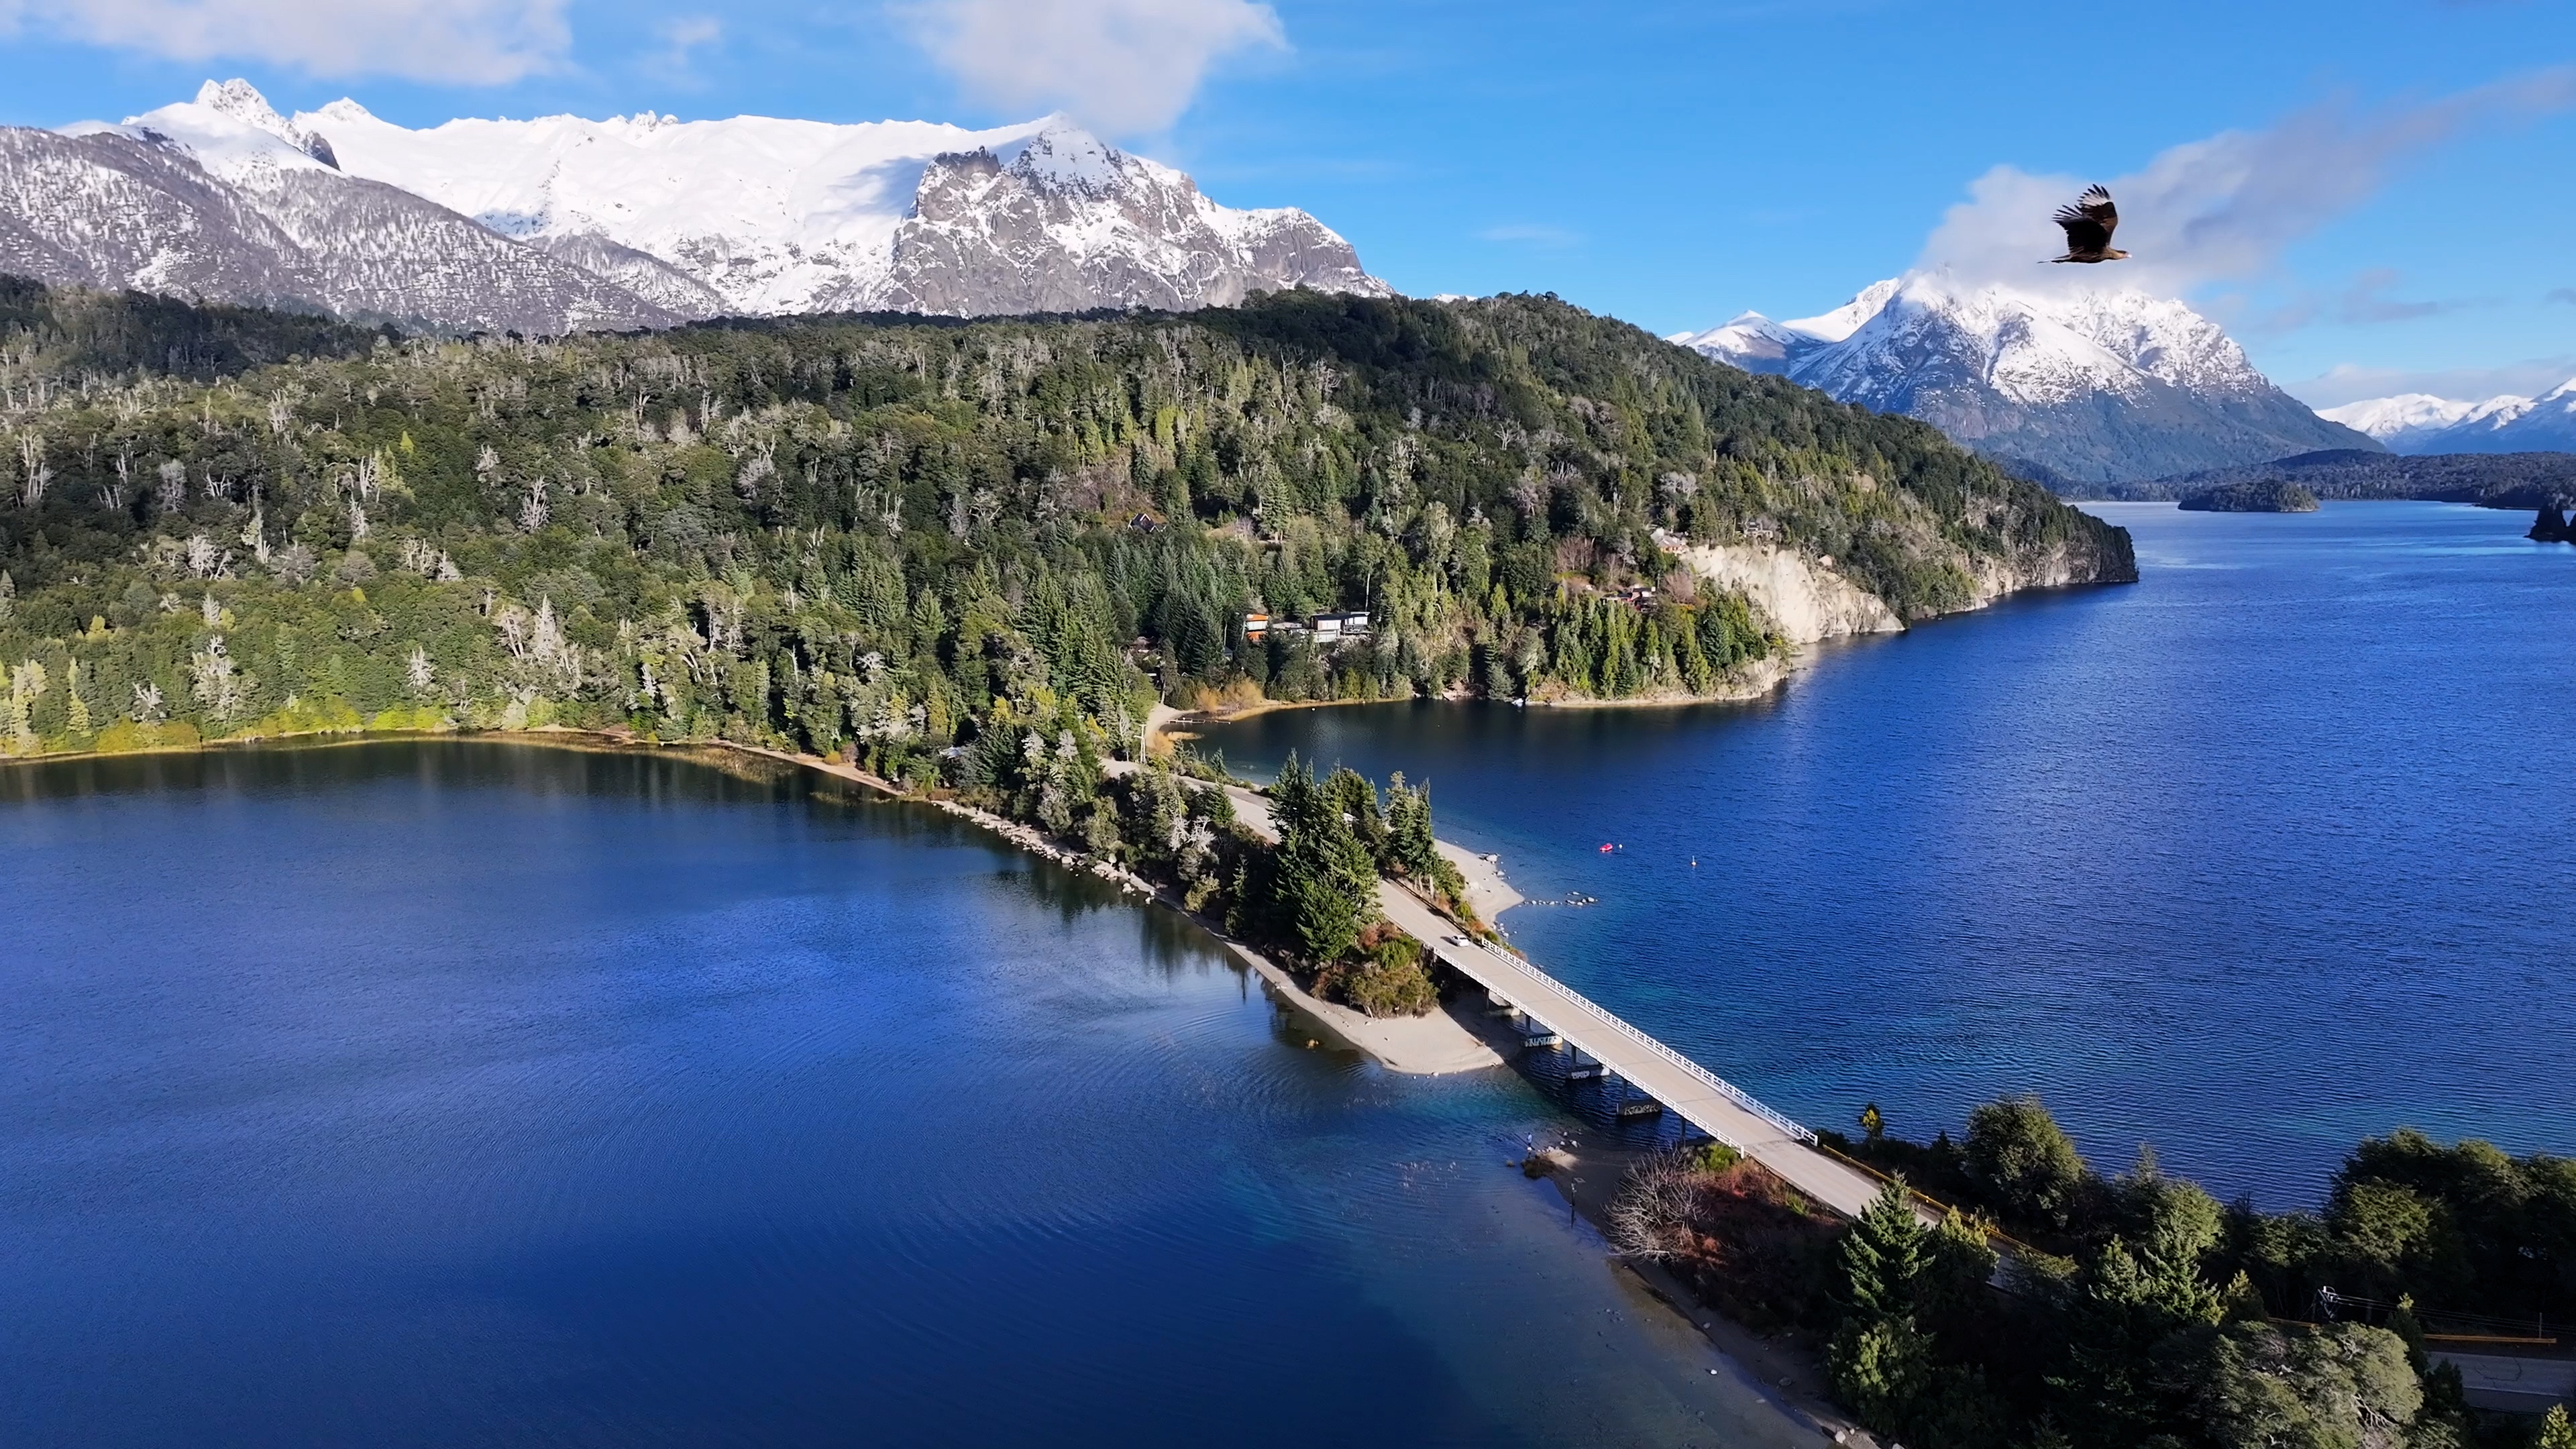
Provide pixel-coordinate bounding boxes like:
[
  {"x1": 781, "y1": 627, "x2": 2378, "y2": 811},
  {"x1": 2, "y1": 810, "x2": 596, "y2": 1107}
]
[
  {"x1": 1, "y1": 743, "x2": 1812, "y2": 1448},
  {"x1": 1197, "y1": 503, "x2": 2576, "y2": 1208}
]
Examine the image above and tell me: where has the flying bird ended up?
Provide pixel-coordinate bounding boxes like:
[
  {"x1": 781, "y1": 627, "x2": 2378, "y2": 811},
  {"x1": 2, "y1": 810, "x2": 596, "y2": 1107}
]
[{"x1": 2048, "y1": 184, "x2": 2128, "y2": 264}]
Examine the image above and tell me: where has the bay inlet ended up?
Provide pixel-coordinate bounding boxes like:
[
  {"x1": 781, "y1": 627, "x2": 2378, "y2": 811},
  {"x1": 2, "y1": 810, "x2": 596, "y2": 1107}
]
[{"x1": 0, "y1": 741, "x2": 1819, "y2": 1448}]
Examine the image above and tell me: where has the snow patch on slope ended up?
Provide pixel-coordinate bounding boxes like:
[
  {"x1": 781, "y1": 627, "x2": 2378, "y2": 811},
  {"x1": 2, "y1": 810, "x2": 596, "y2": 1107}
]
[
  {"x1": 1674, "y1": 272, "x2": 2369, "y2": 483},
  {"x1": 293, "y1": 101, "x2": 1384, "y2": 317},
  {"x1": 1666, "y1": 311, "x2": 1805, "y2": 369},
  {"x1": 2328, "y1": 379, "x2": 2576, "y2": 454},
  {"x1": 2318, "y1": 393, "x2": 2486, "y2": 449}
]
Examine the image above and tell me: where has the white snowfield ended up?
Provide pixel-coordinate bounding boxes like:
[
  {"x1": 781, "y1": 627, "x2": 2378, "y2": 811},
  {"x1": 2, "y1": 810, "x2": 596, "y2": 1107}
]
[
  {"x1": 26, "y1": 78, "x2": 1385, "y2": 331},
  {"x1": 2322, "y1": 379, "x2": 2576, "y2": 455},
  {"x1": 1674, "y1": 272, "x2": 2275, "y2": 410},
  {"x1": 285, "y1": 89, "x2": 1379, "y2": 317},
  {"x1": 1668, "y1": 271, "x2": 2371, "y2": 483},
  {"x1": 299, "y1": 103, "x2": 1039, "y2": 315}
]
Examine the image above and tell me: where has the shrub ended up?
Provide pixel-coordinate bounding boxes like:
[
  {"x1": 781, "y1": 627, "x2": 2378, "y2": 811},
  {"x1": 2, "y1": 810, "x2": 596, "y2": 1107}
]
[
  {"x1": 1964, "y1": 1094, "x2": 2086, "y2": 1231},
  {"x1": 1335, "y1": 930, "x2": 1437, "y2": 1017}
]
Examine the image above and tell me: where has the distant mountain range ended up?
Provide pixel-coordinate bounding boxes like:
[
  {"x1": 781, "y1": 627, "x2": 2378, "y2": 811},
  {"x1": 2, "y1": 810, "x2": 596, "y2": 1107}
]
[
  {"x1": 2079, "y1": 448, "x2": 2576, "y2": 508},
  {"x1": 0, "y1": 80, "x2": 1386, "y2": 334},
  {"x1": 1672, "y1": 275, "x2": 2375, "y2": 486},
  {"x1": 2320, "y1": 378, "x2": 2576, "y2": 455}
]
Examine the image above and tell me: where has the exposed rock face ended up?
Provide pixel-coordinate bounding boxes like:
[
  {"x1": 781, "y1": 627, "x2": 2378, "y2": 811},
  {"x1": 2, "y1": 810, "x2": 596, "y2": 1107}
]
[
  {"x1": 2529, "y1": 505, "x2": 2572, "y2": 543},
  {"x1": 1963, "y1": 529, "x2": 2140, "y2": 604},
  {"x1": 2, "y1": 83, "x2": 681, "y2": 335},
  {"x1": 0, "y1": 127, "x2": 323, "y2": 314},
  {"x1": 1662, "y1": 540, "x2": 1902, "y2": 644},
  {"x1": 1660, "y1": 496, "x2": 2135, "y2": 645},
  {"x1": 875, "y1": 129, "x2": 1385, "y2": 316}
]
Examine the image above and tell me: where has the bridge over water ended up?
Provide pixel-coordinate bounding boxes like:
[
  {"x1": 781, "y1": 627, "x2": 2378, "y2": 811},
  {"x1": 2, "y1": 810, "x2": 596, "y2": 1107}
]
[
  {"x1": 1164, "y1": 769, "x2": 1903, "y2": 1222},
  {"x1": 1368, "y1": 882, "x2": 1897, "y2": 1221}
]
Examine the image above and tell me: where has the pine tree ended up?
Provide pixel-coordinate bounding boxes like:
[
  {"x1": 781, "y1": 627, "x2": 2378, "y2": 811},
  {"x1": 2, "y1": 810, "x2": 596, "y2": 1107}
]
[
  {"x1": 2050, "y1": 1231, "x2": 2222, "y2": 1444},
  {"x1": 1268, "y1": 753, "x2": 1378, "y2": 963},
  {"x1": 1841, "y1": 1177, "x2": 1929, "y2": 1320}
]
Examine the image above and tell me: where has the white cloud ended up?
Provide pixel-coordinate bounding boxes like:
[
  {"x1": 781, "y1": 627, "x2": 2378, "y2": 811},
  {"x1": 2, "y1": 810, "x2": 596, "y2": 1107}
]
[
  {"x1": 898, "y1": 0, "x2": 1285, "y2": 137},
  {"x1": 1913, "y1": 67, "x2": 2576, "y2": 297},
  {"x1": 642, "y1": 14, "x2": 720, "y2": 85},
  {"x1": 0, "y1": 0, "x2": 570, "y2": 83},
  {"x1": 2288, "y1": 356, "x2": 2576, "y2": 409}
]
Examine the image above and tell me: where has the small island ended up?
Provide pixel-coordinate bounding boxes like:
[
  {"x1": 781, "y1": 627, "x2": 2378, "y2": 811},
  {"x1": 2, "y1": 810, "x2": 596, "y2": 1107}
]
[{"x1": 2178, "y1": 480, "x2": 2322, "y2": 513}]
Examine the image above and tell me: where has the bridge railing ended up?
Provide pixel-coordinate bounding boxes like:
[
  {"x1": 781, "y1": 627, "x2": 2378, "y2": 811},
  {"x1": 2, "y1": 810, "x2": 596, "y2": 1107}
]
[{"x1": 1445, "y1": 941, "x2": 1816, "y2": 1146}]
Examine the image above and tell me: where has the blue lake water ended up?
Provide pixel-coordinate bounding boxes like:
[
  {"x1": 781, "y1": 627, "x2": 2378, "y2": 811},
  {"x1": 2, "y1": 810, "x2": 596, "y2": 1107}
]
[
  {"x1": 0, "y1": 743, "x2": 1814, "y2": 1448},
  {"x1": 1197, "y1": 502, "x2": 2576, "y2": 1209}
]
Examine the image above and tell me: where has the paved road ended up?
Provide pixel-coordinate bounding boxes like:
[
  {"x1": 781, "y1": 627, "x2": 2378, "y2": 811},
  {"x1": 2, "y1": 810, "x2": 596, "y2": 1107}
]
[{"x1": 2431, "y1": 1351, "x2": 2576, "y2": 1412}]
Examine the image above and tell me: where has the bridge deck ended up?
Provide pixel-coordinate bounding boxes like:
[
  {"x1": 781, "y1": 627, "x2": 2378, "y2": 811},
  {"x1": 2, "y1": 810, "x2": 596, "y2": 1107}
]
[{"x1": 1373, "y1": 883, "x2": 1894, "y2": 1221}]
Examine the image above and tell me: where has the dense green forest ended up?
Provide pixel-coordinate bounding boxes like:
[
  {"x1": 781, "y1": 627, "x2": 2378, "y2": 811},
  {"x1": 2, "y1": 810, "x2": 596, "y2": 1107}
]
[
  {"x1": 1616, "y1": 1096, "x2": 2576, "y2": 1449},
  {"x1": 0, "y1": 277, "x2": 2129, "y2": 765}
]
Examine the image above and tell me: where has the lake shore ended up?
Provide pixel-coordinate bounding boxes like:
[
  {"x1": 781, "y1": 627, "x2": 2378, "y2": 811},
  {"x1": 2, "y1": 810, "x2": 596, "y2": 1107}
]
[
  {"x1": 1, "y1": 719, "x2": 1515, "y2": 1075},
  {"x1": 1152, "y1": 657, "x2": 1798, "y2": 738},
  {"x1": 1514, "y1": 1128, "x2": 1868, "y2": 1447},
  {"x1": 698, "y1": 736, "x2": 1517, "y2": 1077}
]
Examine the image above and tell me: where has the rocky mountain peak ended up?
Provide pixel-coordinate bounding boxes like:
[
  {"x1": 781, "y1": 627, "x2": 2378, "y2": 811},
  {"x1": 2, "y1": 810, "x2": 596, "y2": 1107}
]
[
  {"x1": 1674, "y1": 274, "x2": 2373, "y2": 484},
  {"x1": 195, "y1": 79, "x2": 280, "y2": 125},
  {"x1": 1002, "y1": 120, "x2": 1129, "y2": 197},
  {"x1": 170, "y1": 78, "x2": 339, "y2": 170}
]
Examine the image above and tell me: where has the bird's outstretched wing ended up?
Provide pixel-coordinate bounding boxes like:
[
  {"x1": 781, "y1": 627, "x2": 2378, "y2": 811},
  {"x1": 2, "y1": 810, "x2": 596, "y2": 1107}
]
[{"x1": 2052, "y1": 185, "x2": 2118, "y2": 255}]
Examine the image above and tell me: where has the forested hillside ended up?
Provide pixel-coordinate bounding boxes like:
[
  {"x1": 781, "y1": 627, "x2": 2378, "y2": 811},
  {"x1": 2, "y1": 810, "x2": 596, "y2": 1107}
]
[{"x1": 0, "y1": 281, "x2": 2130, "y2": 776}]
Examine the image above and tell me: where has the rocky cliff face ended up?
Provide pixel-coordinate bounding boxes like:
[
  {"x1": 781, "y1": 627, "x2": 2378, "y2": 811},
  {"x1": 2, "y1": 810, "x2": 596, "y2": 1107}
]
[
  {"x1": 1656, "y1": 515, "x2": 2133, "y2": 648},
  {"x1": 871, "y1": 127, "x2": 1383, "y2": 315},
  {"x1": 1660, "y1": 539, "x2": 1902, "y2": 644},
  {"x1": 1964, "y1": 531, "x2": 2140, "y2": 605}
]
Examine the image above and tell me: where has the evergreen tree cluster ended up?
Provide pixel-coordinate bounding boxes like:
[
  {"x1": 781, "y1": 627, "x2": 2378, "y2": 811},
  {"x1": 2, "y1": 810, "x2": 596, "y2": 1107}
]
[
  {"x1": 1240, "y1": 753, "x2": 1459, "y2": 1015},
  {"x1": 1782, "y1": 1097, "x2": 2576, "y2": 1448}
]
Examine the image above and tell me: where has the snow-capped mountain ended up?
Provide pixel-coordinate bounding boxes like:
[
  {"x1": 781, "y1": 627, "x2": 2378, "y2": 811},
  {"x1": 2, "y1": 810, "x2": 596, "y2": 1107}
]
[
  {"x1": 2322, "y1": 380, "x2": 2576, "y2": 455},
  {"x1": 286, "y1": 91, "x2": 1383, "y2": 317},
  {"x1": 141, "y1": 83, "x2": 687, "y2": 331},
  {"x1": 1673, "y1": 274, "x2": 2375, "y2": 485},
  {"x1": 0, "y1": 80, "x2": 1386, "y2": 335}
]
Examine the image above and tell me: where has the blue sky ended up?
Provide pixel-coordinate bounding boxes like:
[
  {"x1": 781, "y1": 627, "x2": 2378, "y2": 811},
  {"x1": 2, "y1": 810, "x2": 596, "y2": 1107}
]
[{"x1": 2, "y1": 0, "x2": 2570, "y2": 405}]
